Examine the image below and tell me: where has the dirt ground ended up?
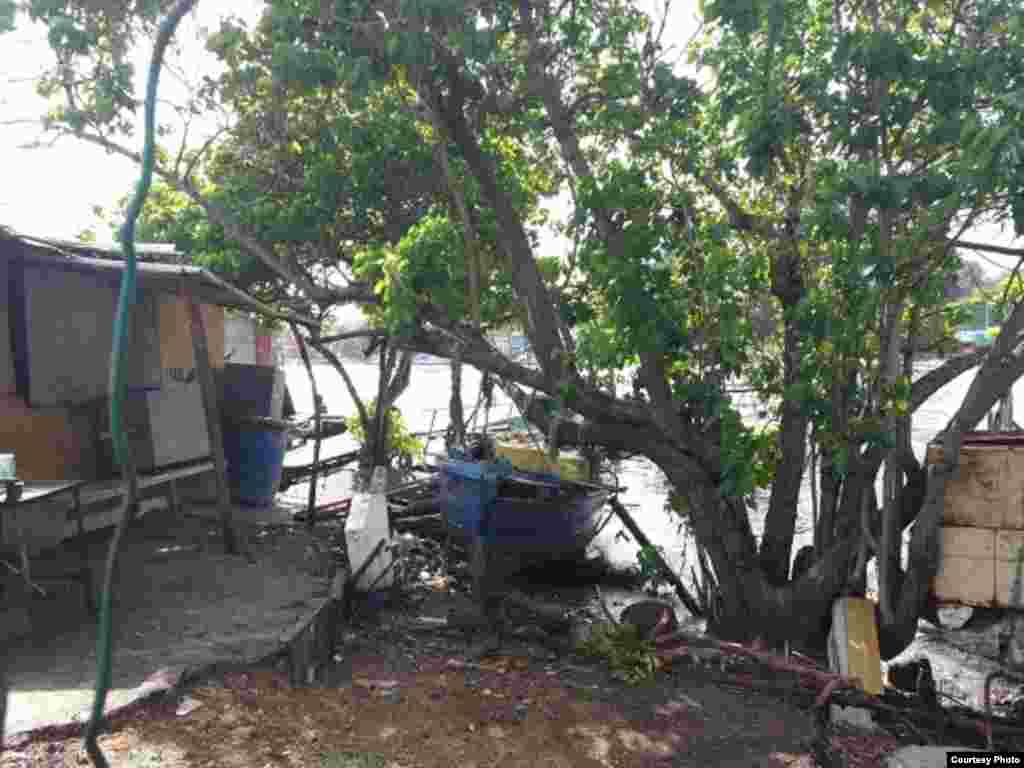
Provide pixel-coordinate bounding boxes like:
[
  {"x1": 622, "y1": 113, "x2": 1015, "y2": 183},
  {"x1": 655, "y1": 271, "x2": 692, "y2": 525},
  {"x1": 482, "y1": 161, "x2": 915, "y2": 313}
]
[
  {"x1": 0, "y1": 514, "x2": 917, "y2": 768},
  {"x1": 1, "y1": 649, "x2": 821, "y2": 768},
  {"x1": 1, "y1": 577, "x2": 839, "y2": 768}
]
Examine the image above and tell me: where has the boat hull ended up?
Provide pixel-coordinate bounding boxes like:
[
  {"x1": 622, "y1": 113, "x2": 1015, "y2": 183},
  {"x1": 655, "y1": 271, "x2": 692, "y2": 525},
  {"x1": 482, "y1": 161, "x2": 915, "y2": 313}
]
[{"x1": 439, "y1": 460, "x2": 608, "y2": 565}]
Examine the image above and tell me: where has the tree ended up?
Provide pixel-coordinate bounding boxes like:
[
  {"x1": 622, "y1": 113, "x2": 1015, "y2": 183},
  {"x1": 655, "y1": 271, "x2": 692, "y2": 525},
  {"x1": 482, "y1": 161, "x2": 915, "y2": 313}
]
[{"x1": 12, "y1": 0, "x2": 1024, "y2": 655}]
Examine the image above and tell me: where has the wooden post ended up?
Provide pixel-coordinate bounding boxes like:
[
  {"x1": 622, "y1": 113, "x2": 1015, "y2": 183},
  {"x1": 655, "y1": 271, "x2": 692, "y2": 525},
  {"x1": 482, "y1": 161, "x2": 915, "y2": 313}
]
[
  {"x1": 291, "y1": 324, "x2": 322, "y2": 530},
  {"x1": 0, "y1": 631, "x2": 6, "y2": 749},
  {"x1": 185, "y1": 290, "x2": 236, "y2": 555}
]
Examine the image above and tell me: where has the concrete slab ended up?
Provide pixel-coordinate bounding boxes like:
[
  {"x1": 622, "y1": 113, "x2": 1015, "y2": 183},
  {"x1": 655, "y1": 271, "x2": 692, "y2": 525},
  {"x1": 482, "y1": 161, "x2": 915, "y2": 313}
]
[{"x1": 1, "y1": 504, "x2": 333, "y2": 740}]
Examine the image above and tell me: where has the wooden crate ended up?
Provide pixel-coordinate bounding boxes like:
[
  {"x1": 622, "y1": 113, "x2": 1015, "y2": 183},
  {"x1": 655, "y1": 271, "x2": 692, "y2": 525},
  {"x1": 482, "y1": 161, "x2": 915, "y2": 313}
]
[
  {"x1": 926, "y1": 442, "x2": 1024, "y2": 529},
  {"x1": 933, "y1": 526, "x2": 997, "y2": 606}
]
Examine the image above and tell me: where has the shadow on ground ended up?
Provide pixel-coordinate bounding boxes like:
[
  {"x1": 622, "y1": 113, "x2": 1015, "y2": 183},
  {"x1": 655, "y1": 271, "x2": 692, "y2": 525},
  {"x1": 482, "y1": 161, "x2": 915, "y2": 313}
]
[{"x1": 1, "y1": 504, "x2": 332, "y2": 738}]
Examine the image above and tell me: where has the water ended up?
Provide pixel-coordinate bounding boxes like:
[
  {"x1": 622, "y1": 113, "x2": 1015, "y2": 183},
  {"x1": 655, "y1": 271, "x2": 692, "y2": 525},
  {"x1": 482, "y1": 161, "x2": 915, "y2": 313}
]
[
  {"x1": 279, "y1": 358, "x2": 689, "y2": 571},
  {"x1": 280, "y1": 354, "x2": 1024, "y2": 708},
  {"x1": 281, "y1": 356, "x2": 994, "y2": 576}
]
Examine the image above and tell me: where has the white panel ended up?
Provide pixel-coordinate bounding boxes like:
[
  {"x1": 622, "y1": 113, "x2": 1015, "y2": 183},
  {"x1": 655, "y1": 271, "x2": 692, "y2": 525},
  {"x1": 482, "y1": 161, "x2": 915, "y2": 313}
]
[
  {"x1": 146, "y1": 382, "x2": 210, "y2": 466},
  {"x1": 224, "y1": 315, "x2": 257, "y2": 365}
]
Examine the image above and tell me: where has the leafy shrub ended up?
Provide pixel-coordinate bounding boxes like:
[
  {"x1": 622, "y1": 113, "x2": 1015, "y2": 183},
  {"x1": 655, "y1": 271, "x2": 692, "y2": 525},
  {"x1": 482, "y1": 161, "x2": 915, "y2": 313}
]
[
  {"x1": 345, "y1": 400, "x2": 424, "y2": 465},
  {"x1": 577, "y1": 623, "x2": 661, "y2": 684}
]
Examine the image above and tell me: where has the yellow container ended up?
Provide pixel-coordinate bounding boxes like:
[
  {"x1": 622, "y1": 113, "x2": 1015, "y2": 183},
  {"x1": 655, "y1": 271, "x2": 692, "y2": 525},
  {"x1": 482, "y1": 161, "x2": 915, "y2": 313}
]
[{"x1": 494, "y1": 442, "x2": 590, "y2": 481}]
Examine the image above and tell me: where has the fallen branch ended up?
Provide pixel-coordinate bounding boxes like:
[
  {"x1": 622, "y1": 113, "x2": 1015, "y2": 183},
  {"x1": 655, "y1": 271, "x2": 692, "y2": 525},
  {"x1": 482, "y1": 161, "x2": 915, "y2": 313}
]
[
  {"x1": 608, "y1": 497, "x2": 704, "y2": 617},
  {"x1": 656, "y1": 634, "x2": 863, "y2": 697}
]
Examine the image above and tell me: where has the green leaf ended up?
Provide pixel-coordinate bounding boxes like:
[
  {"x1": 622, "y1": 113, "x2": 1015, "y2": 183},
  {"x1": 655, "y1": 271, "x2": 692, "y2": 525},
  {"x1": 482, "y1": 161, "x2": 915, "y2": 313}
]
[{"x1": 0, "y1": 0, "x2": 16, "y2": 34}]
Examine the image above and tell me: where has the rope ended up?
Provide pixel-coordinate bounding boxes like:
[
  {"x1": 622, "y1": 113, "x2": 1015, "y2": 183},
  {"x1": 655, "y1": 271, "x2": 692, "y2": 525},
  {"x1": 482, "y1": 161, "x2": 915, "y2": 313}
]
[{"x1": 84, "y1": 3, "x2": 197, "y2": 765}]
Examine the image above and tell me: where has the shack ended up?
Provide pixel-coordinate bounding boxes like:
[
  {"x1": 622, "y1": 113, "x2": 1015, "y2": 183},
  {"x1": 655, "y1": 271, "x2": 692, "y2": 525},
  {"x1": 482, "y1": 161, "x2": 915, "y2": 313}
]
[{"x1": 0, "y1": 229, "x2": 314, "y2": 589}]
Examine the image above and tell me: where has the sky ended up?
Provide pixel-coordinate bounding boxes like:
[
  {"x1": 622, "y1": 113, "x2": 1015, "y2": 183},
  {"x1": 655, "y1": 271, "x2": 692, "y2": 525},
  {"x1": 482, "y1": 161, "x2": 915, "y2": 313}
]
[
  {"x1": 0, "y1": 2, "x2": 263, "y2": 242},
  {"x1": 0, "y1": 1, "x2": 1019, "y2": 278}
]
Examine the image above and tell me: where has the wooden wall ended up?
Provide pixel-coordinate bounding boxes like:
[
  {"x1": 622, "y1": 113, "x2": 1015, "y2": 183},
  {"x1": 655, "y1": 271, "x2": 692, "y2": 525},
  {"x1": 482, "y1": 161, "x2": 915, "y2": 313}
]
[
  {"x1": 22, "y1": 263, "x2": 162, "y2": 406},
  {"x1": 0, "y1": 394, "x2": 94, "y2": 482},
  {"x1": 158, "y1": 295, "x2": 225, "y2": 377},
  {"x1": 0, "y1": 245, "x2": 227, "y2": 481}
]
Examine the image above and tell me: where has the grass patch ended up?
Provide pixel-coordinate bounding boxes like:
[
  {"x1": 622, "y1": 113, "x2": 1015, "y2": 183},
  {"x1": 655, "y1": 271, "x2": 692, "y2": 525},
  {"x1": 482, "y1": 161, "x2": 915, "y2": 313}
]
[{"x1": 320, "y1": 751, "x2": 390, "y2": 768}]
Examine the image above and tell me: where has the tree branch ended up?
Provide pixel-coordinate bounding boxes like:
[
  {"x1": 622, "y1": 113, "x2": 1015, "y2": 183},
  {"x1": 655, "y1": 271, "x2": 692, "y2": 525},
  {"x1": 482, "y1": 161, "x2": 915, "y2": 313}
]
[
  {"x1": 908, "y1": 348, "x2": 987, "y2": 413},
  {"x1": 638, "y1": 349, "x2": 684, "y2": 440},
  {"x1": 407, "y1": 307, "x2": 655, "y2": 428},
  {"x1": 953, "y1": 239, "x2": 1024, "y2": 258},
  {"x1": 498, "y1": 378, "x2": 681, "y2": 459},
  {"x1": 422, "y1": 56, "x2": 566, "y2": 384},
  {"x1": 308, "y1": 337, "x2": 371, "y2": 430},
  {"x1": 700, "y1": 174, "x2": 781, "y2": 239},
  {"x1": 64, "y1": 128, "x2": 376, "y2": 307},
  {"x1": 318, "y1": 328, "x2": 388, "y2": 344}
]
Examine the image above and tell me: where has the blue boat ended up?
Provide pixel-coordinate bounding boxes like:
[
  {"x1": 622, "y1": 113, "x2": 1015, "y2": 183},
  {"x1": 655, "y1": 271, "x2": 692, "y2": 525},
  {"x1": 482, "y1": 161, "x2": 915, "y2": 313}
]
[{"x1": 438, "y1": 457, "x2": 611, "y2": 566}]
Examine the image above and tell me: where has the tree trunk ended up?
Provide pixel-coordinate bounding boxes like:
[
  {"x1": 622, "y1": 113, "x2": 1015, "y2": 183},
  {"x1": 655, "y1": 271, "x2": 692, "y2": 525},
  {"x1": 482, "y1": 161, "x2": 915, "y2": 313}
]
[
  {"x1": 371, "y1": 342, "x2": 391, "y2": 468},
  {"x1": 761, "y1": 279, "x2": 808, "y2": 584},
  {"x1": 760, "y1": 390, "x2": 808, "y2": 583},
  {"x1": 449, "y1": 351, "x2": 466, "y2": 449},
  {"x1": 817, "y1": 458, "x2": 839, "y2": 553}
]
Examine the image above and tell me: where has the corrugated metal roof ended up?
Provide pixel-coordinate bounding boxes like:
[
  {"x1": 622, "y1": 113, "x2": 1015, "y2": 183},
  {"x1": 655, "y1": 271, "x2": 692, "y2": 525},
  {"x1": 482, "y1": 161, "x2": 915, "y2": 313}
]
[
  {"x1": 12, "y1": 233, "x2": 182, "y2": 259},
  {"x1": 1, "y1": 229, "x2": 317, "y2": 328}
]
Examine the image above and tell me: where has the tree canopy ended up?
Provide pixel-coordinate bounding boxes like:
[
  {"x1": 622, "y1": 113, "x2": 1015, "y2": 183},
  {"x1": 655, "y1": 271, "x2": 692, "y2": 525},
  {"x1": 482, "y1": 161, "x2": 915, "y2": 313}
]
[{"x1": 9, "y1": 0, "x2": 1024, "y2": 654}]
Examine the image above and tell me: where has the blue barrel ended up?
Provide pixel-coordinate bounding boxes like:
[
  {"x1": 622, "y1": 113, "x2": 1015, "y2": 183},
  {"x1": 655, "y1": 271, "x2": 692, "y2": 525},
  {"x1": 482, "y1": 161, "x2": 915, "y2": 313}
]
[{"x1": 223, "y1": 417, "x2": 288, "y2": 507}]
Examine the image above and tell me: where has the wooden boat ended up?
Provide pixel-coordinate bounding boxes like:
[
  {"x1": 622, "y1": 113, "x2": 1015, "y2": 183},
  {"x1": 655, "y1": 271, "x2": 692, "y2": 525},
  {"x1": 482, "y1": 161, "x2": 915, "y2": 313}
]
[{"x1": 438, "y1": 457, "x2": 611, "y2": 565}]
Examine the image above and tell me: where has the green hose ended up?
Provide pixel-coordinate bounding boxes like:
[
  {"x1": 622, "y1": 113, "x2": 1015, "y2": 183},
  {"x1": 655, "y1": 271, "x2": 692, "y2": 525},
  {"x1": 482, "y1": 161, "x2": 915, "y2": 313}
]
[{"x1": 84, "y1": 2, "x2": 198, "y2": 765}]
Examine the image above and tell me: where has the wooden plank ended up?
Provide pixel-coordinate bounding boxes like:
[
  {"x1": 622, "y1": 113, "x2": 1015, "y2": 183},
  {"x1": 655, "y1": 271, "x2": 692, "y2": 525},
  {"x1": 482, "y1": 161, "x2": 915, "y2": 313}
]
[
  {"x1": 158, "y1": 295, "x2": 225, "y2": 376},
  {"x1": 828, "y1": 596, "x2": 882, "y2": 696},
  {"x1": 933, "y1": 526, "x2": 996, "y2": 606},
  {"x1": 79, "y1": 461, "x2": 214, "y2": 505},
  {"x1": 187, "y1": 293, "x2": 236, "y2": 555},
  {"x1": 0, "y1": 397, "x2": 89, "y2": 482}
]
